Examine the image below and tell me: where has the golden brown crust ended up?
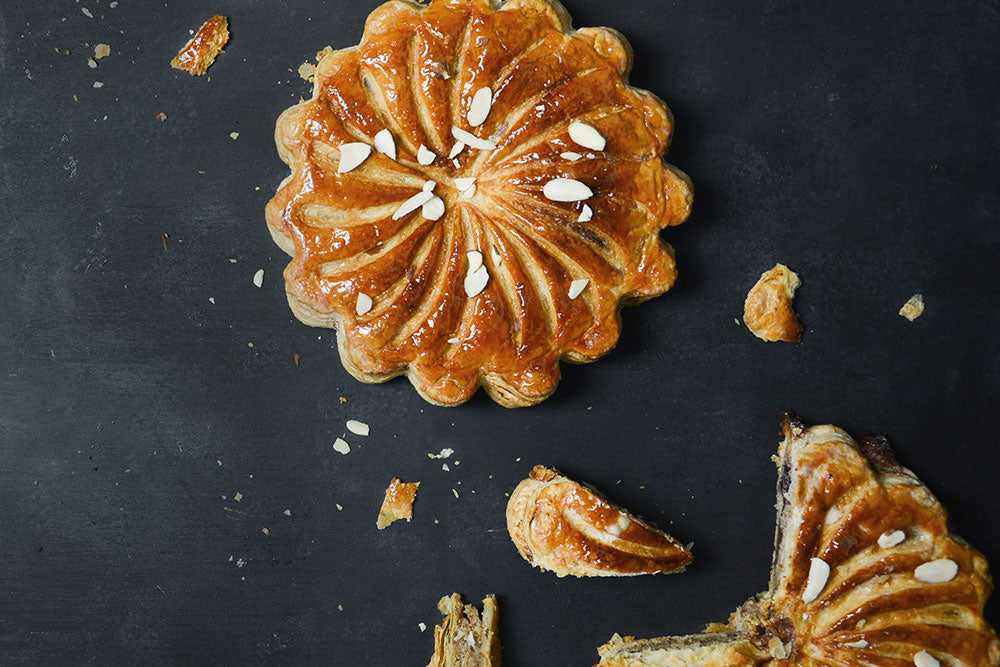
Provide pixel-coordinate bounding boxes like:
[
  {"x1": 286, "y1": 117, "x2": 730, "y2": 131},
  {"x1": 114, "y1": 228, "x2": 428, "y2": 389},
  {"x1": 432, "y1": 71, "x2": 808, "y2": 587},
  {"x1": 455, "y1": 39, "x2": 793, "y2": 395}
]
[
  {"x1": 595, "y1": 418, "x2": 1000, "y2": 667},
  {"x1": 427, "y1": 593, "x2": 500, "y2": 667},
  {"x1": 743, "y1": 264, "x2": 802, "y2": 343},
  {"x1": 170, "y1": 15, "x2": 229, "y2": 76},
  {"x1": 376, "y1": 477, "x2": 420, "y2": 529},
  {"x1": 506, "y1": 465, "x2": 692, "y2": 577},
  {"x1": 266, "y1": 0, "x2": 692, "y2": 408}
]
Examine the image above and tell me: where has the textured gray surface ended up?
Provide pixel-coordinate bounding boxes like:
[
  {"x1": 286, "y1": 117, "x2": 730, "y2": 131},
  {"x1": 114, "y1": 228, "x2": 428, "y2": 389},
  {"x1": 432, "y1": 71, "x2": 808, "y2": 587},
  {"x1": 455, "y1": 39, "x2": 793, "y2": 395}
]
[{"x1": 1, "y1": 0, "x2": 998, "y2": 664}]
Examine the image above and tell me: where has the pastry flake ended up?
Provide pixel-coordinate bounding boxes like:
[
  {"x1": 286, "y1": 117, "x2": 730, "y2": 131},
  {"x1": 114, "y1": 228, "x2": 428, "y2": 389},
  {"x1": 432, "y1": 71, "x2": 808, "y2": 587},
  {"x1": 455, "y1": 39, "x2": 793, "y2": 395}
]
[
  {"x1": 900, "y1": 293, "x2": 925, "y2": 321},
  {"x1": 744, "y1": 264, "x2": 803, "y2": 342},
  {"x1": 595, "y1": 416, "x2": 1000, "y2": 667},
  {"x1": 427, "y1": 593, "x2": 500, "y2": 667},
  {"x1": 376, "y1": 477, "x2": 419, "y2": 529},
  {"x1": 266, "y1": 0, "x2": 692, "y2": 408},
  {"x1": 506, "y1": 465, "x2": 692, "y2": 577},
  {"x1": 170, "y1": 15, "x2": 229, "y2": 76}
]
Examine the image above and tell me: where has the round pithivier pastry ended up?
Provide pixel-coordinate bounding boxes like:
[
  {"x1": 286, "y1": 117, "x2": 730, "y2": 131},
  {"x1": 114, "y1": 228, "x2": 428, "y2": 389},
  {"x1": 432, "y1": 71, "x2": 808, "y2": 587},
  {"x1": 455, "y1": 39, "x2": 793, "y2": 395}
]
[{"x1": 266, "y1": 0, "x2": 692, "y2": 407}]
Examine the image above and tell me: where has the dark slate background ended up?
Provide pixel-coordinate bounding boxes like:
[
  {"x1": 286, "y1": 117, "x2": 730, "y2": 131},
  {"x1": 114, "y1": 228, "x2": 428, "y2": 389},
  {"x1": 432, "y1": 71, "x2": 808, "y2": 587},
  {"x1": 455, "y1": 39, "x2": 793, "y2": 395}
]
[{"x1": 1, "y1": 0, "x2": 998, "y2": 664}]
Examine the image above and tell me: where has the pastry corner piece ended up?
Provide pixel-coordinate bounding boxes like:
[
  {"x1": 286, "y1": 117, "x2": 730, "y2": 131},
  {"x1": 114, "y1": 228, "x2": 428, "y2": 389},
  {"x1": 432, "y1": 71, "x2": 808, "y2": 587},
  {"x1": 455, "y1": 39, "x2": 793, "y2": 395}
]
[
  {"x1": 594, "y1": 415, "x2": 1000, "y2": 667},
  {"x1": 376, "y1": 478, "x2": 419, "y2": 529},
  {"x1": 426, "y1": 593, "x2": 500, "y2": 667},
  {"x1": 170, "y1": 15, "x2": 229, "y2": 76},
  {"x1": 266, "y1": 0, "x2": 692, "y2": 408},
  {"x1": 506, "y1": 465, "x2": 692, "y2": 577},
  {"x1": 744, "y1": 264, "x2": 802, "y2": 342}
]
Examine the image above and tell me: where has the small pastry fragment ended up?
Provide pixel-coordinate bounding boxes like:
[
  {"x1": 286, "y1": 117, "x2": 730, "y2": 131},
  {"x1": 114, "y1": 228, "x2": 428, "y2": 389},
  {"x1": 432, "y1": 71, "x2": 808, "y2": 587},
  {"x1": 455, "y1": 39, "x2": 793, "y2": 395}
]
[
  {"x1": 743, "y1": 264, "x2": 803, "y2": 342},
  {"x1": 426, "y1": 593, "x2": 500, "y2": 667},
  {"x1": 376, "y1": 478, "x2": 419, "y2": 529},
  {"x1": 595, "y1": 415, "x2": 1000, "y2": 667},
  {"x1": 899, "y1": 293, "x2": 925, "y2": 321},
  {"x1": 170, "y1": 15, "x2": 229, "y2": 76},
  {"x1": 506, "y1": 466, "x2": 692, "y2": 578}
]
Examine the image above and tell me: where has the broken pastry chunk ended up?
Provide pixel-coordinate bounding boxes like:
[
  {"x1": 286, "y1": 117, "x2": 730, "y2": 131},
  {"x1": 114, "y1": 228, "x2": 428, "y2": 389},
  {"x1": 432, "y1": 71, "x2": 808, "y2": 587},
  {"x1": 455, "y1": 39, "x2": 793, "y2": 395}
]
[
  {"x1": 426, "y1": 593, "x2": 500, "y2": 667},
  {"x1": 743, "y1": 264, "x2": 803, "y2": 342},
  {"x1": 899, "y1": 293, "x2": 925, "y2": 321},
  {"x1": 595, "y1": 415, "x2": 1000, "y2": 667},
  {"x1": 506, "y1": 466, "x2": 692, "y2": 578},
  {"x1": 376, "y1": 478, "x2": 419, "y2": 529},
  {"x1": 170, "y1": 15, "x2": 229, "y2": 76}
]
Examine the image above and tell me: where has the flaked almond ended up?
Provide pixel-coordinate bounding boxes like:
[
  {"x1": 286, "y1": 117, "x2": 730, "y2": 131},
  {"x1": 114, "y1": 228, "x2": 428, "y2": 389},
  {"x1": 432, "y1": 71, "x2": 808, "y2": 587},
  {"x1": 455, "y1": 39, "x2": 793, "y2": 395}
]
[
  {"x1": 578, "y1": 204, "x2": 593, "y2": 222},
  {"x1": 449, "y1": 142, "x2": 466, "y2": 159},
  {"x1": 451, "y1": 126, "x2": 496, "y2": 151},
  {"x1": 560, "y1": 151, "x2": 583, "y2": 161},
  {"x1": 464, "y1": 264, "x2": 489, "y2": 298},
  {"x1": 844, "y1": 639, "x2": 869, "y2": 649},
  {"x1": 467, "y1": 87, "x2": 492, "y2": 127},
  {"x1": 459, "y1": 184, "x2": 476, "y2": 199},
  {"x1": 422, "y1": 196, "x2": 445, "y2": 221},
  {"x1": 467, "y1": 250, "x2": 483, "y2": 273},
  {"x1": 346, "y1": 419, "x2": 369, "y2": 436},
  {"x1": 568, "y1": 278, "x2": 589, "y2": 300},
  {"x1": 333, "y1": 438, "x2": 351, "y2": 455},
  {"x1": 417, "y1": 144, "x2": 436, "y2": 166},
  {"x1": 373, "y1": 129, "x2": 396, "y2": 160},
  {"x1": 543, "y1": 178, "x2": 593, "y2": 202},
  {"x1": 878, "y1": 529, "x2": 906, "y2": 549},
  {"x1": 393, "y1": 190, "x2": 435, "y2": 220},
  {"x1": 338, "y1": 142, "x2": 371, "y2": 173},
  {"x1": 802, "y1": 557, "x2": 830, "y2": 603},
  {"x1": 914, "y1": 558, "x2": 958, "y2": 583},
  {"x1": 454, "y1": 177, "x2": 476, "y2": 192},
  {"x1": 252, "y1": 269, "x2": 264, "y2": 288},
  {"x1": 899, "y1": 294, "x2": 924, "y2": 321},
  {"x1": 913, "y1": 650, "x2": 940, "y2": 667},
  {"x1": 568, "y1": 121, "x2": 606, "y2": 151},
  {"x1": 422, "y1": 180, "x2": 436, "y2": 192},
  {"x1": 356, "y1": 292, "x2": 373, "y2": 315}
]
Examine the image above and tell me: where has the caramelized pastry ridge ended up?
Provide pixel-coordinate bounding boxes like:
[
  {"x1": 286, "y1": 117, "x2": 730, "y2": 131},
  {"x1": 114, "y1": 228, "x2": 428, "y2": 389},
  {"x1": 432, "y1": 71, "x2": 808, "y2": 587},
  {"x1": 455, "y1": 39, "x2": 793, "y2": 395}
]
[
  {"x1": 267, "y1": 0, "x2": 692, "y2": 407},
  {"x1": 507, "y1": 465, "x2": 692, "y2": 577},
  {"x1": 595, "y1": 417, "x2": 999, "y2": 666}
]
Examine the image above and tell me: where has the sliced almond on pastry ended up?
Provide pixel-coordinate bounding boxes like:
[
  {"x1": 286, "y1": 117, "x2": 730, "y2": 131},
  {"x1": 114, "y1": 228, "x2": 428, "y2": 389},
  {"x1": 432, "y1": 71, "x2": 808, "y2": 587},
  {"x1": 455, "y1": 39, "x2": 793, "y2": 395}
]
[
  {"x1": 376, "y1": 478, "x2": 419, "y2": 529},
  {"x1": 595, "y1": 416, "x2": 1000, "y2": 666},
  {"x1": 426, "y1": 594, "x2": 500, "y2": 667},
  {"x1": 743, "y1": 263, "x2": 802, "y2": 342},
  {"x1": 505, "y1": 465, "x2": 692, "y2": 578}
]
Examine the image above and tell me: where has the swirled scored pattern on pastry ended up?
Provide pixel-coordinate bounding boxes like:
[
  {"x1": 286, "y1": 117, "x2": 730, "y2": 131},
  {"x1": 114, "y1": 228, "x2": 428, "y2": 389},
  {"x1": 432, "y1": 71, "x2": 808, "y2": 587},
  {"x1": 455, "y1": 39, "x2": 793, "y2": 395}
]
[
  {"x1": 266, "y1": 0, "x2": 692, "y2": 407},
  {"x1": 596, "y1": 416, "x2": 999, "y2": 667}
]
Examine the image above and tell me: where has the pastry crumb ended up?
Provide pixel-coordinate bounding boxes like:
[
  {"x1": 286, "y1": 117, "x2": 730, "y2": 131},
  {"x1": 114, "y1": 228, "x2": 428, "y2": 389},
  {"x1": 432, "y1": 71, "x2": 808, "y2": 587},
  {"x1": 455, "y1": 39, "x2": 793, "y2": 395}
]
[
  {"x1": 376, "y1": 478, "x2": 419, "y2": 529},
  {"x1": 743, "y1": 264, "x2": 803, "y2": 342},
  {"x1": 154, "y1": 111, "x2": 168, "y2": 122},
  {"x1": 297, "y1": 61, "x2": 316, "y2": 82},
  {"x1": 94, "y1": 43, "x2": 111, "y2": 59},
  {"x1": 230, "y1": 132, "x2": 239, "y2": 140},
  {"x1": 171, "y1": 15, "x2": 229, "y2": 76},
  {"x1": 899, "y1": 294, "x2": 924, "y2": 321}
]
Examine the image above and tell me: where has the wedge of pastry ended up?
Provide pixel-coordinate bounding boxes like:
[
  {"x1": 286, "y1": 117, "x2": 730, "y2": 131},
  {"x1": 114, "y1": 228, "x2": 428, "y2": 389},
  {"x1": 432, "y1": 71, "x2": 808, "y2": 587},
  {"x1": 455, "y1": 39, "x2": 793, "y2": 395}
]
[
  {"x1": 506, "y1": 465, "x2": 692, "y2": 577},
  {"x1": 596, "y1": 416, "x2": 1000, "y2": 666},
  {"x1": 427, "y1": 594, "x2": 500, "y2": 667}
]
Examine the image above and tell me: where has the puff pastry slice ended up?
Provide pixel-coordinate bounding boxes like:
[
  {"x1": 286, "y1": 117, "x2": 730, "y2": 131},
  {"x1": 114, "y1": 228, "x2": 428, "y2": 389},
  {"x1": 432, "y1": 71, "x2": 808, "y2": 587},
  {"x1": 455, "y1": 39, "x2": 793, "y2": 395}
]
[{"x1": 596, "y1": 415, "x2": 1000, "y2": 666}]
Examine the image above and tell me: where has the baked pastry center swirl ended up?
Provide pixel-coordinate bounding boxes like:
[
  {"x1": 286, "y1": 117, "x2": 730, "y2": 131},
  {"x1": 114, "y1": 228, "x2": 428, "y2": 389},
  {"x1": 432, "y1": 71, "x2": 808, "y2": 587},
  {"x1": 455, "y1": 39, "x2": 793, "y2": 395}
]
[{"x1": 266, "y1": 0, "x2": 692, "y2": 407}]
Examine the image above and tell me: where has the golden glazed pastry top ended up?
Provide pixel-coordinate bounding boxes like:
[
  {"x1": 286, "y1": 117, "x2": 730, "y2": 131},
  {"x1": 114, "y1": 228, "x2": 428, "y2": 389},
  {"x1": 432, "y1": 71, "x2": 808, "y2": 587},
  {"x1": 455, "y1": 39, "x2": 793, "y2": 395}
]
[
  {"x1": 744, "y1": 264, "x2": 802, "y2": 343},
  {"x1": 267, "y1": 0, "x2": 692, "y2": 407},
  {"x1": 596, "y1": 416, "x2": 999, "y2": 666},
  {"x1": 507, "y1": 465, "x2": 692, "y2": 577}
]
